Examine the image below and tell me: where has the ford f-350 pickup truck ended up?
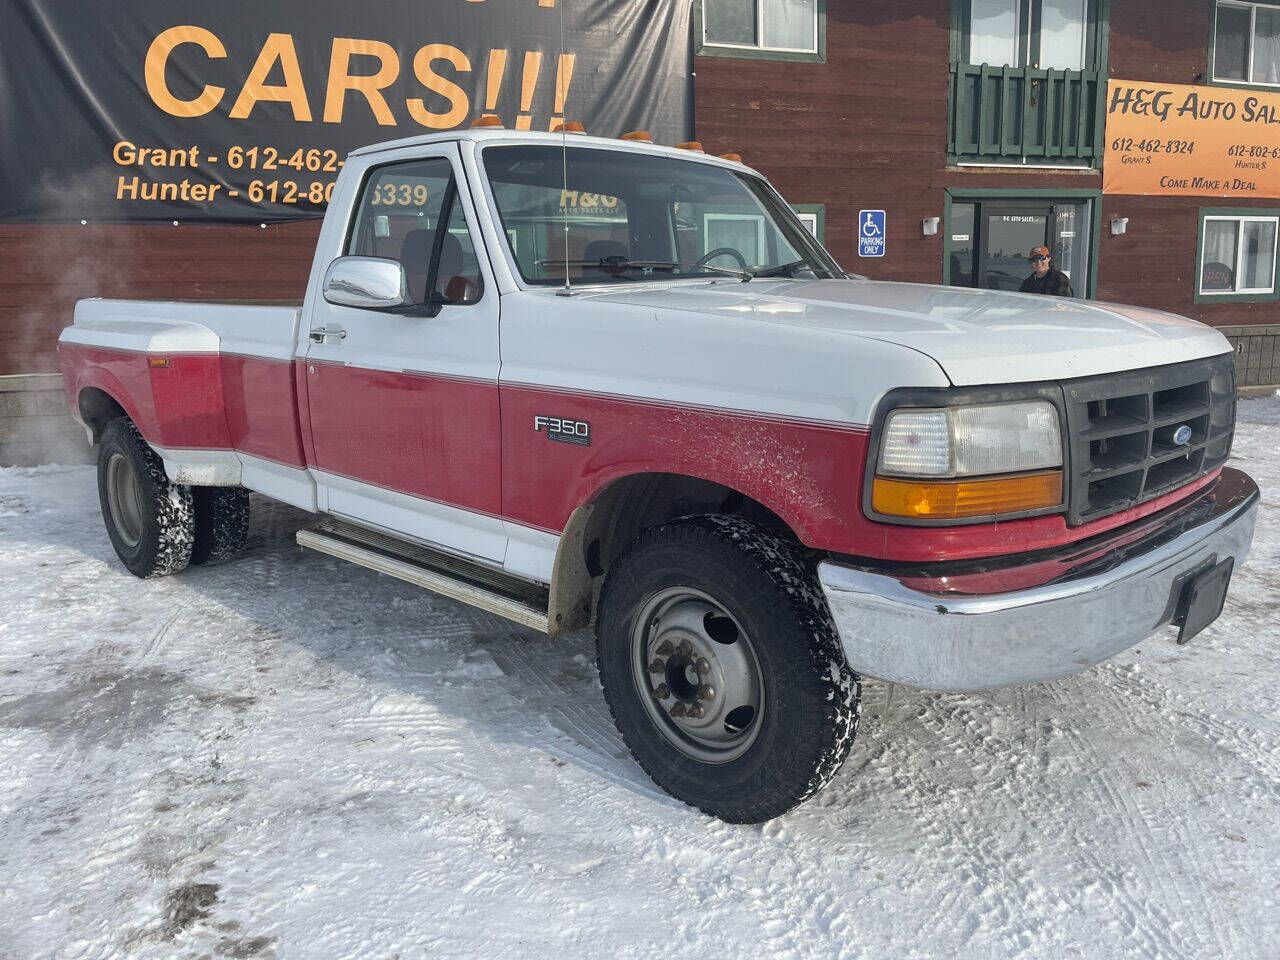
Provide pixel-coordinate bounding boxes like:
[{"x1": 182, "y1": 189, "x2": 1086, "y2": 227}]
[{"x1": 59, "y1": 127, "x2": 1259, "y2": 823}]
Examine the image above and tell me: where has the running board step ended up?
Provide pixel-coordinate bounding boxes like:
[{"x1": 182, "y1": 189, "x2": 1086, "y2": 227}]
[{"x1": 296, "y1": 519, "x2": 550, "y2": 632}]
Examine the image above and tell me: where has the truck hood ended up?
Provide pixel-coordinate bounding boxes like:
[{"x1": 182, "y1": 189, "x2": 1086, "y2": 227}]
[{"x1": 578, "y1": 278, "x2": 1230, "y2": 386}]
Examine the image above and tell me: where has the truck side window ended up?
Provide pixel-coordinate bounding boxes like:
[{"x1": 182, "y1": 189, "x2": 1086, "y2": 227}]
[
  {"x1": 347, "y1": 158, "x2": 482, "y2": 307},
  {"x1": 436, "y1": 198, "x2": 484, "y2": 306}
]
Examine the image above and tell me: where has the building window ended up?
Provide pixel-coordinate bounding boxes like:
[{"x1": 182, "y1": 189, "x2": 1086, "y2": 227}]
[
  {"x1": 1213, "y1": 1, "x2": 1280, "y2": 85},
  {"x1": 702, "y1": 0, "x2": 819, "y2": 55},
  {"x1": 704, "y1": 213, "x2": 768, "y2": 263},
  {"x1": 791, "y1": 203, "x2": 824, "y2": 241},
  {"x1": 950, "y1": 0, "x2": 1105, "y2": 165},
  {"x1": 965, "y1": 0, "x2": 1093, "y2": 70},
  {"x1": 1198, "y1": 212, "x2": 1279, "y2": 298}
]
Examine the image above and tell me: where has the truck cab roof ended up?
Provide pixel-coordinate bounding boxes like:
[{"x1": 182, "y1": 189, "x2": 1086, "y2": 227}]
[{"x1": 348, "y1": 126, "x2": 758, "y2": 175}]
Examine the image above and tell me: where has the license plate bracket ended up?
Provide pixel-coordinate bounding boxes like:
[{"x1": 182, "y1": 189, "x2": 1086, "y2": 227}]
[{"x1": 1174, "y1": 557, "x2": 1235, "y2": 645}]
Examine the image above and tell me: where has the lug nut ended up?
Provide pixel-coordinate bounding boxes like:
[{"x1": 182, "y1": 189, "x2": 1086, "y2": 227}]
[
  {"x1": 677, "y1": 640, "x2": 693, "y2": 656},
  {"x1": 670, "y1": 703, "x2": 687, "y2": 718},
  {"x1": 656, "y1": 640, "x2": 674, "y2": 656},
  {"x1": 698, "y1": 684, "x2": 715, "y2": 701},
  {"x1": 696, "y1": 657, "x2": 711, "y2": 676},
  {"x1": 648, "y1": 658, "x2": 665, "y2": 673},
  {"x1": 687, "y1": 703, "x2": 705, "y2": 719}
]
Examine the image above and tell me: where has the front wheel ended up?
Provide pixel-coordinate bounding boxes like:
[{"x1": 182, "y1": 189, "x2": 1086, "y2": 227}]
[{"x1": 596, "y1": 516, "x2": 860, "y2": 823}]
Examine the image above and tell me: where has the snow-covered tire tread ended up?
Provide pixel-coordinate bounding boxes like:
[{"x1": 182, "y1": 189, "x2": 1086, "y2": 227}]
[
  {"x1": 596, "y1": 515, "x2": 860, "y2": 823},
  {"x1": 191, "y1": 486, "x2": 250, "y2": 566},
  {"x1": 96, "y1": 417, "x2": 194, "y2": 578}
]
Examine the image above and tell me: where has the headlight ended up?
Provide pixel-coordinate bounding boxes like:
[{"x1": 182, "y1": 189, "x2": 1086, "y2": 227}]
[{"x1": 872, "y1": 400, "x2": 1064, "y2": 521}]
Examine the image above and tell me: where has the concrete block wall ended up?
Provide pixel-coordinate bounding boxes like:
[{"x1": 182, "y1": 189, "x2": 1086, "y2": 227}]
[
  {"x1": 1221, "y1": 326, "x2": 1280, "y2": 390},
  {"x1": 0, "y1": 374, "x2": 94, "y2": 467}
]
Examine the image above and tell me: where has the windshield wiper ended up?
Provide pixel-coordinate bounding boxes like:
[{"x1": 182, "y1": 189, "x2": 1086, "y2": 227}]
[
  {"x1": 608, "y1": 258, "x2": 751, "y2": 281},
  {"x1": 749, "y1": 259, "x2": 815, "y2": 279}
]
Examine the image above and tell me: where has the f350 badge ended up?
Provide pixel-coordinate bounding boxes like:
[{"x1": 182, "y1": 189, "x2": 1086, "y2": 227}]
[{"x1": 534, "y1": 415, "x2": 591, "y2": 446}]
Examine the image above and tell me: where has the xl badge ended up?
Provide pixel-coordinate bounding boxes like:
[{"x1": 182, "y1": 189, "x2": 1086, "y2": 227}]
[{"x1": 534, "y1": 415, "x2": 591, "y2": 446}]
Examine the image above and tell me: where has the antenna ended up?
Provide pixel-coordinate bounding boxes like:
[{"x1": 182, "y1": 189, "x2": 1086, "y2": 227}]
[{"x1": 556, "y1": 0, "x2": 573, "y2": 297}]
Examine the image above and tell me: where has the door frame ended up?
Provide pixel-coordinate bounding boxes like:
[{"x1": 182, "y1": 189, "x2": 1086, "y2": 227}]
[
  {"x1": 943, "y1": 186, "x2": 1101, "y2": 297},
  {"x1": 300, "y1": 141, "x2": 507, "y2": 563},
  {"x1": 977, "y1": 201, "x2": 1055, "y2": 290}
]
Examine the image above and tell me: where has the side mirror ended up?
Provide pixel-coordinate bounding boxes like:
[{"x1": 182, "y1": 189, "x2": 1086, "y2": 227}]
[{"x1": 322, "y1": 256, "x2": 412, "y2": 310}]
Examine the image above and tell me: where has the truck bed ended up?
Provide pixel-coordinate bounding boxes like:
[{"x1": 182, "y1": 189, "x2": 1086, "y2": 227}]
[{"x1": 58, "y1": 298, "x2": 307, "y2": 475}]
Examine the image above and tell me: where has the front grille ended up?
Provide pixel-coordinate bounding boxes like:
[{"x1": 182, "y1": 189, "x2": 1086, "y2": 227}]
[{"x1": 1063, "y1": 354, "x2": 1236, "y2": 525}]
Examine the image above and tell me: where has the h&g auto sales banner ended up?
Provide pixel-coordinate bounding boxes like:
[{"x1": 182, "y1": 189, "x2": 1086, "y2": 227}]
[
  {"x1": 0, "y1": 0, "x2": 691, "y2": 223},
  {"x1": 1104, "y1": 79, "x2": 1280, "y2": 198}
]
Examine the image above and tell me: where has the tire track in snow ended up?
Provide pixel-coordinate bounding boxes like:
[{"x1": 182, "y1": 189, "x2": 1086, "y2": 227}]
[{"x1": 1039, "y1": 670, "x2": 1235, "y2": 960}]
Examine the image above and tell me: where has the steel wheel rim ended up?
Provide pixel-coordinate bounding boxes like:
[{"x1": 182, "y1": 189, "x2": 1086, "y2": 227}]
[
  {"x1": 631, "y1": 586, "x2": 764, "y2": 764},
  {"x1": 106, "y1": 452, "x2": 144, "y2": 549}
]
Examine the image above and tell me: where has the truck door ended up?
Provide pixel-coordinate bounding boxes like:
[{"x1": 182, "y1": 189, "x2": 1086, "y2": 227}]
[{"x1": 301, "y1": 145, "x2": 505, "y2": 562}]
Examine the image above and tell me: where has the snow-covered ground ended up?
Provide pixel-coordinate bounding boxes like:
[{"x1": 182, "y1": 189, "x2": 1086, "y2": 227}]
[{"x1": 1, "y1": 398, "x2": 1277, "y2": 960}]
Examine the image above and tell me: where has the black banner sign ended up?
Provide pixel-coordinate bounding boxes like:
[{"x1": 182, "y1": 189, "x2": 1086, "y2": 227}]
[{"x1": 0, "y1": 0, "x2": 691, "y2": 222}]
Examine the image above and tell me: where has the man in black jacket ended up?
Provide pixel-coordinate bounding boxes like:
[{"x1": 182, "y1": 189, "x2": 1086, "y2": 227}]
[{"x1": 1019, "y1": 245, "x2": 1074, "y2": 296}]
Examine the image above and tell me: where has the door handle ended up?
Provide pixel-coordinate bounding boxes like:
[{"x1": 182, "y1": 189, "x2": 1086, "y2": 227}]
[{"x1": 309, "y1": 325, "x2": 347, "y2": 343}]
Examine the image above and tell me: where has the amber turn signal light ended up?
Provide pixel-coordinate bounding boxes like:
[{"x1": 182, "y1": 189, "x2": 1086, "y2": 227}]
[
  {"x1": 675, "y1": 140, "x2": 705, "y2": 152},
  {"x1": 871, "y1": 470, "x2": 1063, "y2": 520},
  {"x1": 621, "y1": 130, "x2": 653, "y2": 142},
  {"x1": 471, "y1": 114, "x2": 503, "y2": 128},
  {"x1": 553, "y1": 120, "x2": 586, "y2": 134},
  {"x1": 147, "y1": 356, "x2": 171, "y2": 368}
]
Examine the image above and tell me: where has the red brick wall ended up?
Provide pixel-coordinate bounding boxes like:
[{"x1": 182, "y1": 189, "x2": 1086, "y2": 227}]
[
  {"x1": 695, "y1": 0, "x2": 1279, "y2": 331},
  {"x1": 1099, "y1": 3, "x2": 1277, "y2": 326},
  {"x1": 694, "y1": 0, "x2": 952, "y2": 282},
  {"x1": 0, "y1": 221, "x2": 319, "y2": 374}
]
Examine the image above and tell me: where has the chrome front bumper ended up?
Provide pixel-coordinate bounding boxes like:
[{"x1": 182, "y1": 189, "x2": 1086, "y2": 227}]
[{"x1": 818, "y1": 468, "x2": 1260, "y2": 692}]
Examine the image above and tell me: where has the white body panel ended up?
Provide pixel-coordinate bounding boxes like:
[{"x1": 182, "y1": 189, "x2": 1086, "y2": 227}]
[
  {"x1": 67, "y1": 299, "x2": 300, "y2": 359},
  {"x1": 497, "y1": 287, "x2": 948, "y2": 428},
  {"x1": 570, "y1": 279, "x2": 1233, "y2": 393}
]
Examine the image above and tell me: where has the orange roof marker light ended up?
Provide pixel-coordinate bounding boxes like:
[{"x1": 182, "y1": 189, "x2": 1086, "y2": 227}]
[
  {"x1": 719, "y1": 153, "x2": 743, "y2": 162},
  {"x1": 471, "y1": 114, "x2": 503, "y2": 128},
  {"x1": 621, "y1": 130, "x2": 653, "y2": 142},
  {"x1": 675, "y1": 140, "x2": 705, "y2": 152},
  {"x1": 552, "y1": 120, "x2": 587, "y2": 134}
]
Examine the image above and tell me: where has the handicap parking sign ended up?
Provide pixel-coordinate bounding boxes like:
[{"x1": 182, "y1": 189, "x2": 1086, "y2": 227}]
[{"x1": 858, "y1": 209, "x2": 886, "y2": 258}]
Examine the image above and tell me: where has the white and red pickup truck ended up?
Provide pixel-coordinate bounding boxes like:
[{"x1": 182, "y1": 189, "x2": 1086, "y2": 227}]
[{"x1": 59, "y1": 127, "x2": 1259, "y2": 822}]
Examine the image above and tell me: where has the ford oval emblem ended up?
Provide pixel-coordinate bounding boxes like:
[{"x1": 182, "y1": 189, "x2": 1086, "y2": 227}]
[{"x1": 1172, "y1": 424, "x2": 1193, "y2": 446}]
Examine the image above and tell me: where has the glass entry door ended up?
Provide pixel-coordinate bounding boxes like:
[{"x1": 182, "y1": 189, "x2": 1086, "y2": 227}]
[
  {"x1": 983, "y1": 204, "x2": 1050, "y2": 290},
  {"x1": 949, "y1": 198, "x2": 1090, "y2": 293}
]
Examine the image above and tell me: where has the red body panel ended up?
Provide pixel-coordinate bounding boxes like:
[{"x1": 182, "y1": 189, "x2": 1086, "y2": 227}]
[
  {"x1": 59, "y1": 343, "x2": 1212, "y2": 564},
  {"x1": 222, "y1": 354, "x2": 306, "y2": 467},
  {"x1": 302, "y1": 360, "x2": 503, "y2": 517},
  {"x1": 500, "y1": 383, "x2": 872, "y2": 543},
  {"x1": 59, "y1": 343, "x2": 296, "y2": 465},
  {"x1": 59, "y1": 344, "x2": 229, "y2": 450}
]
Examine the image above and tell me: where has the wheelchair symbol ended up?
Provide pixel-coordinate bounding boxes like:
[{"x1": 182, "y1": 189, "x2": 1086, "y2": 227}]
[{"x1": 861, "y1": 212, "x2": 883, "y2": 237}]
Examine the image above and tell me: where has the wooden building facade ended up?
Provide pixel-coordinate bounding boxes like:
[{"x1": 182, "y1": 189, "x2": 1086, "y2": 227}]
[{"x1": 695, "y1": 0, "x2": 1280, "y2": 384}]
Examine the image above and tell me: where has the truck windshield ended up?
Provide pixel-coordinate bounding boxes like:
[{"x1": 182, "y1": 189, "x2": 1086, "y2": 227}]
[{"x1": 482, "y1": 144, "x2": 842, "y2": 285}]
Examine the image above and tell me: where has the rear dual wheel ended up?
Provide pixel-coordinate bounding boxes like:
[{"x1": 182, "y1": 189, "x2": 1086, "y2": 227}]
[
  {"x1": 596, "y1": 516, "x2": 860, "y2": 823},
  {"x1": 97, "y1": 418, "x2": 249, "y2": 577}
]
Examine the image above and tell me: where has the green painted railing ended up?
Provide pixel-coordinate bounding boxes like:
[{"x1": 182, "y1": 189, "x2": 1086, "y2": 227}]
[{"x1": 948, "y1": 62, "x2": 1105, "y2": 163}]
